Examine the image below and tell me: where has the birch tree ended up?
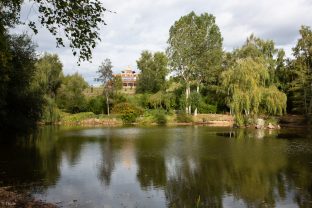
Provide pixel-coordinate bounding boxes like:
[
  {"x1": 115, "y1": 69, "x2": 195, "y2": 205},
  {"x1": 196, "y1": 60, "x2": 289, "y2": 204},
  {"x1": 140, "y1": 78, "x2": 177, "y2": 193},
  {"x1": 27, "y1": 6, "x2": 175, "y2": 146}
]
[
  {"x1": 167, "y1": 11, "x2": 223, "y2": 115},
  {"x1": 96, "y1": 59, "x2": 113, "y2": 115}
]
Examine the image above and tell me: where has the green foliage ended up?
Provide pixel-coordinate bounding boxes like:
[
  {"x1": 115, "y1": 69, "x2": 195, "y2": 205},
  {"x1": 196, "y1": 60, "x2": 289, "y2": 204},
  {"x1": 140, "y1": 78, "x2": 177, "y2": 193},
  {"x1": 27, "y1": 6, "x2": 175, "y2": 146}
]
[
  {"x1": 167, "y1": 11, "x2": 223, "y2": 114},
  {"x1": 0, "y1": 33, "x2": 44, "y2": 133},
  {"x1": 112, "y1": 102, "x2": 143, "y2": 123},
  {"x1": 42, "y1": 96, "x2": 61, "y2": 123},
  {"x1": 33, "y1": 53, "x2": 64, "y2": 123},
  {"x1": 176, "y1": 112, "x2": 193, "y2": 123},
  {"x1": 198, "y1": 102, "x2": 217, "y2": 114},
  {"x1": 34, "y1": 53, "x2": 63, "y2": 97},
  {"x1": 167, "y1": 11, "x2": 223, "y2": 82},
  {"x1": 148, "y1": 91, "x2": 176, "y2": 110},
  {"x1": 87, "y1": 96, "x2": 105, "y2": 114},
  {"x1": 265, "y1": 117, "x2": 279, "y2": 125},
  {"x1": 153, "y1": 110, "x2": 167, "y2": 125},
  {"x1": 189, "y1": 92, "x2": 201, "y2": 111},
  {"x1": 56, "y1": 73, "x2": 88, "y2": 113},
  {"x1": 96, "y1": 58, "x2": 114, "y2": 115},
  {"x1": 231, "y1": 34, "x2": 285, "y2": 86},
  {"x1": 96, "y1": 59, "x2": 113, "y2": 84},
  {"x1": 112, "y1": 92, "x2": 127, "y2": 105},
  {"x1": 1, "y1": 0, "x2": 106, "y2": 62},
  {"x1": 221, "y1": 58, "x2": 287, "y2": 126},
  {"x1": 61, "y1": 112, "x2": 96, "y2": 122},
  {"x1": 112, "y1": 75, "x2": 123, "y2": 91},
  {"x1": 136, "y1": 51, "x2": 169, "y2": 93},
  {"x1": 0, "y1": 0, "x2": 22, "y2": 29},
  {"x1": 287, "y1": 26, "x2": 312, "y2": 116},
  {"x1": 137, "y1": 93, "x2": 151, "y2": 109}
]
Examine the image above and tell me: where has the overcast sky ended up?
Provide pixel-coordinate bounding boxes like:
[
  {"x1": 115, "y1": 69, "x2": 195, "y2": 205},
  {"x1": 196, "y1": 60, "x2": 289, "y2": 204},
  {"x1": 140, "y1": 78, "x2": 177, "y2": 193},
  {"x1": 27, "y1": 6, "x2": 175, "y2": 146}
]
[{"x1": 17, "y1": 0, "x2": 312, "y2": 85}]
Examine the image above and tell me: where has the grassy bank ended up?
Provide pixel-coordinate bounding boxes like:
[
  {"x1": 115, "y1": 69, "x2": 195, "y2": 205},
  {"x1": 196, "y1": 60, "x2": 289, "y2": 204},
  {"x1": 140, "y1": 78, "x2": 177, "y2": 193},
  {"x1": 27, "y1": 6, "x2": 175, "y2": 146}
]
[
  {"x1": 60, "y1": 112, "x2": 123, "y2": 126},
  {"x1": 58, "y1": 111, "x2": 234, "y2": 127}
]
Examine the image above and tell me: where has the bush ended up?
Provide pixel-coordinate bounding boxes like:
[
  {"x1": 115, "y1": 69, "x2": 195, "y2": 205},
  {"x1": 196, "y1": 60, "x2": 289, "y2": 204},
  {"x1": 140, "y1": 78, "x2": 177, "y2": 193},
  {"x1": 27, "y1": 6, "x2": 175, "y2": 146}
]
[
  {"x1": 42, "y1": 97, "x2": 61, "y2": 123},
  {"x1": 153, "y1": 110, "x2": 167, "y2": 125},
  {"x1": 199, "y1": 102, "x2": 217, "y2": 114},
  {"x1": 112, "y1": 102, "x2": 143, "y2": 123},
  {"x1": 87, "y1": 96, "x2": 105, "y2": 114},
  {"x1": 176, "y1": 112, "x2": 193, "y2": 123}
]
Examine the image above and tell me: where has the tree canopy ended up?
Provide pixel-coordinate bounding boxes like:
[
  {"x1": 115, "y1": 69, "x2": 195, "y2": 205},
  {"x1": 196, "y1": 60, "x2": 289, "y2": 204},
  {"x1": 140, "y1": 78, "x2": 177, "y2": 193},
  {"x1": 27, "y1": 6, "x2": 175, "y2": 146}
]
[
  {"x1": 136, "y1": 50, "x2": 169, "y2": 93},
  {"x1": 167, "y1": 11, "x2": 223, "y2": 114},
  {"x1": 0, "y1": 33, "x2": 44, "y2": 133},
  {"x1": 57, "y1": 73, "x2": 88, "y2": 113},
  {"x1": 287, "y1": 26, "x2": 312, "y2": 116},
  {"x1": 0, "y1": 0, "x2": 106, "y2": 62},
  {"x1": 96, "y1": 58, "x2": 114, "y2": 115},
  {"x1": 221, "y1": 57, "x2": 287, "y2": 126}
]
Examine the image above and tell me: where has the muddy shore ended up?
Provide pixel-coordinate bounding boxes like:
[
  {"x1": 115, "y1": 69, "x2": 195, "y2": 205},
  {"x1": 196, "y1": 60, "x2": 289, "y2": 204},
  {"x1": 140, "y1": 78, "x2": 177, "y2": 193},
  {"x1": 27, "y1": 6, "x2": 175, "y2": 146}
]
[{"x1": 0, "y1": 187, "x2": 57, "y2": 208}]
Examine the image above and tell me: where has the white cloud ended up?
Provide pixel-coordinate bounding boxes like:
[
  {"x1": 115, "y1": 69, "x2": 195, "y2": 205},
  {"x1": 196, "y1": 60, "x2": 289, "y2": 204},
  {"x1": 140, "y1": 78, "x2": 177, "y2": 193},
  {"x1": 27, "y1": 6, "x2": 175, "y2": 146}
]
[{"x1": 17, "y1": 0, "x2": 312, "y2": 84}]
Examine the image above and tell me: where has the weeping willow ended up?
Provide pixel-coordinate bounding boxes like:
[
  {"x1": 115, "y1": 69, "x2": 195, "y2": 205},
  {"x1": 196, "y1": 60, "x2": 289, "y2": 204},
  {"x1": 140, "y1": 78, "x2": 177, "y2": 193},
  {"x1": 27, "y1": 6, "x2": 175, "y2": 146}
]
[
  {"x1": 148, "y1": 91, "x2": 175, "y2": 110},
  {"x1": 221, "y1": 58, "x2": 287, "y2": 126}
]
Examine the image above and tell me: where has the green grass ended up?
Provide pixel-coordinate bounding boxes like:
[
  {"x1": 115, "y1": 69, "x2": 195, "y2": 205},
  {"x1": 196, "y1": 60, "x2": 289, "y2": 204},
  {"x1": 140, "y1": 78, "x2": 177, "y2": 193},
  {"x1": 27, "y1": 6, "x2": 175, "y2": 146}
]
[{"x1": 60, "y1": 112, "x2": 96, "y2": 122}]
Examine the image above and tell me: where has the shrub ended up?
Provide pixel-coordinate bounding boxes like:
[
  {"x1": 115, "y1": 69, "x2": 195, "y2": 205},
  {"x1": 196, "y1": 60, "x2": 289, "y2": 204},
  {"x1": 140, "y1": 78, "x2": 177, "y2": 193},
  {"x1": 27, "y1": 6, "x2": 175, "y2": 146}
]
[
  {"x1": 112, "y1": 102, "x2": 143, "y2": 123},
  {"x1": 42, "y1": 97, "x2": 61, "y2": 123},
  {"x1": 87, "y1": 96, "x2": 105, "y2": 114},
  {"x1": 199, "y1": 102, "x2": 217, "y2": 114},
  {"x1": 153, "y1": 110, "x2": 167, "y2": 125},
  {"x1": 176, "y1": 112, "x2": 193, "y2": 123}
]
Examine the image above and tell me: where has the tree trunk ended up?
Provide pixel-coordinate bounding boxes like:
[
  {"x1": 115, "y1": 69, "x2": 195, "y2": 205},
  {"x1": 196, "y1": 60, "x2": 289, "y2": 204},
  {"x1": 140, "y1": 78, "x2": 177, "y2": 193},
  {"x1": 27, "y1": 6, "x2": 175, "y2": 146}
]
[
  {"x1": 188, "y1": 86, "x2": 191, "y2": 114},
  {"x1": 185, "y1": 82, "x2": 190, "y2": 114},
  {"x1": 106, "y1": 91, "x2": 110, "y2": 116},
  {"x1": 194, "y1": 84, "x2": 199, "y2": 116}
]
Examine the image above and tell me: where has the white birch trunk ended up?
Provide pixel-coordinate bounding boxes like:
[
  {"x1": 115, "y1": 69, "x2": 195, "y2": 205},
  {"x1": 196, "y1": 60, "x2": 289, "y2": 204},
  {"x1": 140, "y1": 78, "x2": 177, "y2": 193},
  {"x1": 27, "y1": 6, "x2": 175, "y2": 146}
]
[
  {"x1": 194, "y1": 85, "x2": 199, "y2": 116},
  {"x1": 106, "y1": 91, "x2": 110, "y2": 116},
  {"x1": 185, "y1": 82, "x2": 191, "y2": 114}
]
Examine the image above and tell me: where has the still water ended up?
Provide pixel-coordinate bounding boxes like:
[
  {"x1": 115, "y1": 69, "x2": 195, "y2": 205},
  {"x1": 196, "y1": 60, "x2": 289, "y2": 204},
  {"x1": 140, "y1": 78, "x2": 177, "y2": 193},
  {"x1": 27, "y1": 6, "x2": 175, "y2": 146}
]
[{"x1": 0, "y1": 126, "x2": 312, "y2": 208}]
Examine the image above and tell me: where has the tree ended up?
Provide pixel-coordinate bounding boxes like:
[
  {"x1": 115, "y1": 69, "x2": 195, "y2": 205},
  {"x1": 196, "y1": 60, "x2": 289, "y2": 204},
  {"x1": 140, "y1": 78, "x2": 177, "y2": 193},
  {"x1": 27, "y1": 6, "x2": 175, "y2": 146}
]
[
  {"x1": 167, "y1": 11, "x2": 223, "y2": 114},
  {"x1": 33, "y1": 53, "x2": 64, "y2": 123},
  {"x1": 0, "y1": 0, "x2": 106, "y2": 62},
  {"x1": 56, "y1": 73, "x2": 88, "y2": 113},
  {"x1": 0, "y1": 33, "x2": 44, "y2": 133},
  {"x1": 220, "y1": 58, "x2": 287, "y2": 126},
  {"x1": 34, "y1": 53, "x2": 63, "y2": 98},
  {"x1": 232, "y1": 34, "x2": 285, "y2": 86},
  {"x1": 287, "y1": 26, "x2": 312, "y2": 117},
  {"x1": 96, "y1": 59, "x2": 113, "y2": 115},
  {"x1": 112, "y1": 75, "x2": 123, "y2": 92},
  {"x1": 136, "y1": 50, "x2": 169, "y2": 93}
]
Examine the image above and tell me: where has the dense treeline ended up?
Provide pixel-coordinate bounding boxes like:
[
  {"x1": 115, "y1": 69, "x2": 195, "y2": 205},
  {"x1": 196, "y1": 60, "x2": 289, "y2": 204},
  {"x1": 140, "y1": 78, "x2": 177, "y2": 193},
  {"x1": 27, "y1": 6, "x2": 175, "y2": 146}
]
[
  {"x1": 0, "y1": 8, "x2": 311, "y2": 133},
  {"x1": 133, "y1": 12, "x2": 312, "y2": 126},
  {"x1": 0, "y1": 0, "x2": 106, "y2": 134}
]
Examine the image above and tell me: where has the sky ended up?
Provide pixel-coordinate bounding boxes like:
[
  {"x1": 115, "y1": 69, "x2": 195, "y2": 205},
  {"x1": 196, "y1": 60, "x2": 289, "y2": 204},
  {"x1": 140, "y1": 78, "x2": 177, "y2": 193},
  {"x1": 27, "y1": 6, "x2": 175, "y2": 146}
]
[{"x1": 16, "y1": 0, "x2": 312, "y2": 85}]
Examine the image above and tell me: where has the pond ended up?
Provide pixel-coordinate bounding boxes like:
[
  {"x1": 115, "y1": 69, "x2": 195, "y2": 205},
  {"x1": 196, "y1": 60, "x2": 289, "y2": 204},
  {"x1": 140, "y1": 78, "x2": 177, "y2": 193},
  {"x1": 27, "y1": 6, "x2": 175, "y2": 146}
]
[{"x1": 0, "y1": 126, "x2": 312, "y2": 207}]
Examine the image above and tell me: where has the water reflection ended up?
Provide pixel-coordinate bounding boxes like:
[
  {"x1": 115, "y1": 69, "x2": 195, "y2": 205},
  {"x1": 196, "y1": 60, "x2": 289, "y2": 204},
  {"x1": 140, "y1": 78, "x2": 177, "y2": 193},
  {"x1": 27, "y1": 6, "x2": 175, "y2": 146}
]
[{"x1": 0, "y1": 126, "x2": 311, "y2": 207}]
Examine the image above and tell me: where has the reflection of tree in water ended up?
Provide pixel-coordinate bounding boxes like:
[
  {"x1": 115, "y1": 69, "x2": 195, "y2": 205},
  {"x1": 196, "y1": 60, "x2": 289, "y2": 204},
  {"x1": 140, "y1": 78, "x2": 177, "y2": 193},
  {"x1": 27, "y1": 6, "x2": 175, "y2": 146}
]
[
  {"x1": 134, "y1": 128, "x2": 310, "y2": 207},
  {"x1": 284, "y1": 139, "x2": 312, "y2": 208},
  {"x1": 97, "y1": 136, "x2": 116, "y2": 186},
  {"x1": 135, "y1": 130, "x2": 169, "y2": 190},
  {"x1": 0, "y1": 126, "x2": 62, "y2": 192},
  {"x1": 165, "y1": 127, "x2": 226, "y2": 207},
  {"x1": 97, "y1": 131, "x2": 131, "y2": 186},
  {"x1": 222, "y1": 130, "x2": 287, "y2": 207}
]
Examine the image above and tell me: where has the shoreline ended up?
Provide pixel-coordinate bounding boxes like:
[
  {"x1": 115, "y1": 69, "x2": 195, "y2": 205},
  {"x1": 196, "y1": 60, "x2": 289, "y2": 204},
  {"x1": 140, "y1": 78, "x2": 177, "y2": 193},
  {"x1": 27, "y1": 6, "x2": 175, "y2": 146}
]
[
  {"x1": 41, "y1": 113, "x2": 310, "y2": 129},
  {"x1": 0, "y1": 187, "x2": 56, "y2": 208}
]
